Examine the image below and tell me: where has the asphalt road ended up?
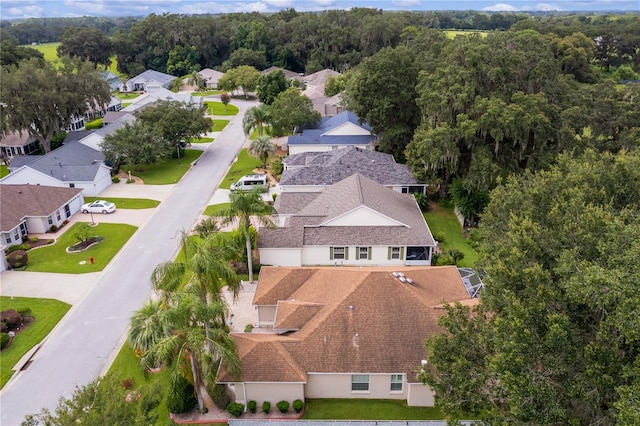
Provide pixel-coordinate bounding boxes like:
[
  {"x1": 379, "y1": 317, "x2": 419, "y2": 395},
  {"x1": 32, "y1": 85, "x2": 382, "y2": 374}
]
[{"x1": 0, "y1": 98, "x2": 256, "y2": 425}]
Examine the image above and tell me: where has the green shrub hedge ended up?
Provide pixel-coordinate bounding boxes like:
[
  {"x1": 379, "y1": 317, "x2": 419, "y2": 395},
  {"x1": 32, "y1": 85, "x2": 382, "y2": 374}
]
[
  {"x1": 277, "y1": 400, "x2": 289, "y2": 413},
  {"x1": 227, "y1": 402, "x2": 244, "y2": 417},
  {"x1": 293, "y1": 399, "x2": 304, "y2": 413},
  {"x1": 262, "y1": 401, "x2": 271, "y2": 413},
  {"x1": 166, "y1": 376, "x2": 197, "y2": 414},
  {"x1": 247, "y1": 400, "x2": 257, "y2": 413}
]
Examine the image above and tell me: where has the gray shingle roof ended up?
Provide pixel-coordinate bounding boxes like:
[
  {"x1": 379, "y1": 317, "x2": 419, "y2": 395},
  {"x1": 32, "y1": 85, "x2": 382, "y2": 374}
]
[
  {"x1": 280, "y1": 147, "x2": 420, "y2": 186},
  {"x1": 259, "y1": 174, "x2": 434, "y2": 248},
  {"x1": 9, "y1": 142, "x2": 105, "y2": 182},
  {"x1": 1, "y1": 184, "x2": 82, "y2": 232},
  {"x1": 126, "y1": 70, "x2": 176, "y2": 86},
  {"x1": 286, "y1": 111, "x2": 374, "y2": 146}
]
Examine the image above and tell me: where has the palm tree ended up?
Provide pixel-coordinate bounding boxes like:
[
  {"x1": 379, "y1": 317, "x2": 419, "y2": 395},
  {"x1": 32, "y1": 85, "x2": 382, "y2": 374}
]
[
  {"x1": 242, "y1": 104, "x2": 271, "y2": 137},
  {"x1": 138, "y1": 290, "x2": 240, "y2": 413},
  {"x1": 187, "y1": 69, "x2": 204, "y2": 90},
  {"x1": 219, "y1": 189, "x2": 275, "y2": 283},
  {"x1": 128, "y1": 299, "x2": 171, "y2": 357},
  {"x1": 249, "y1": 135, "x2": 277, "y2": 169}
]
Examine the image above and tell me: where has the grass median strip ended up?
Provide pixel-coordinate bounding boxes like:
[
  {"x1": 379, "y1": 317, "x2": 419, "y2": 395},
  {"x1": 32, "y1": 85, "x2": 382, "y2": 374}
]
[
  {"x1": 26, "y1": 222, "x2": 138, "y2": 273},
  {"x1": 204, "y1": 101, "x2": 239, "y2": 116},
  {"x1": 0, "y1": 296, "x2": 71, "y2": 388},
  {"x1": 81, "y1": 197, "x2": 160, "y2": 209},
  {"x1": 212, "y1": 119, "x2": 229, "y2": 131}
]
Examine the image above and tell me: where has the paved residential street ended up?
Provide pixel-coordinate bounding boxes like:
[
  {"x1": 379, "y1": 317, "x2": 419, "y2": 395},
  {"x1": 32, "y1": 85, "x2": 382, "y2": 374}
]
[{"x1": 0, "y1": 97, "x2": 257, "y2": 425}]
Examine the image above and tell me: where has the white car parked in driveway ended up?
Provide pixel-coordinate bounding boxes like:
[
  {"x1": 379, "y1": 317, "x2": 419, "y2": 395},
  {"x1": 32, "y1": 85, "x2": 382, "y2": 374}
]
[{"x1": 81, "y1": 200, "x2": 116, "y2": 214}]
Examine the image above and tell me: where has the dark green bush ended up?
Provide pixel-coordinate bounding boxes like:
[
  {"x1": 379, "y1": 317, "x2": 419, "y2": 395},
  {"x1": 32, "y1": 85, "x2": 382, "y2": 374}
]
[
  {"x1": 434, "y1": 253, "x2": 455, "y2": 266},
  {"x1": 6, "y1": 243, "x2": 30, "y2": 254},
  {"x1": 292, "y1": 399, "x2": 304, "y2": 413},
  {"x1": 247, "y1": 400, "x2": 257, "y2": 413},
  {"x1": 431, "y1": 232, "x2": 446, "y2": 243},
  {"x1": 49, "y1": 225, "x2": 58, "y2": 233},
  {"x1": 17, "y1": 308, "x2": 32, "y2": 318},
  {"x1": 244, "y1": 324, "x2": 254, "y2": 333},
  {"x1": 6, "y1": 250, "x2": 28, "y2": 269},
  {"x1": 413, "y1": 193, "x2": 430, "y2": 211},
  {"x1": 262, "y1": 401, "x2": 271, "y2": 414},
  {"x1": 0, "y1": 333, "x2": 10, "y2": 349},
  {"x1": 28, "y1": 237, "x2": 39, "y2": 243},
  {"x1": 447, "y1": 249, "x2": 465, "y2": 263},
  {"x1": 210, "y1": 383, "x2": 231, "y2": 409},
  {"x1": 85, "y1": 118, "x2": 103, "y2": 130},
  {"x1": 270, "y1": 157, "x2": 283, "y2": 176},
  {"x1": 276, "y1": 400, "x2": 289, "y2": 413},
  {"x1": 227, "y1": 402, "x2": 244, "y2": 417},
  {"x1": 112, "y1": 176, "x2": 121, "y2": 183},
  {"x1": 166, "y1": 376, "x2": 197, "y2": 414}
]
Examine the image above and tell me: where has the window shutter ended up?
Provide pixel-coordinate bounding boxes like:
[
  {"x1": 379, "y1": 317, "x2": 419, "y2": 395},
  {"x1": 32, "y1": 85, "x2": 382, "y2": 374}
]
[
  {"x1": 330, "y1": 247, "x2": 334, "y2": 260},
  {"x1": 355, "y1": 246, "x2": 360, "y2": 260},
  {"x1": 345, "y1": 247, "x2": 349, "y2": 260},
  {"x1": 400, "y1": 247, "x2": 405, "y2": 260},
  {"x1": 368, "y1": 247, "x2": 372, "y2": 260},
  {"x1": 387, "y1": 247, "x2": 392, "y2": 260}
]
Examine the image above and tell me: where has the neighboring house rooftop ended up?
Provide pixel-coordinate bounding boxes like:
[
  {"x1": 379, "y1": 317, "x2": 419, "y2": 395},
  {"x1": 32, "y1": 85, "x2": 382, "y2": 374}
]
[
  {"x1": 219, "y1": 265, "x2": 470, "y2": 383},
  {"x1": 260, "y1": 174, "x2": 435, "y2": 248},
  {"x1": 197, "y1": 68, "x2": 225, "y2": 86},
  {"x1": 280, "y1": 147, "x2": 420, "y2": 187},
  {"x1": 0, "y1": 131, "x2": 37, "y2": 148},
  {"x1": 98, "y1": 71, "x2": 123, "y2": 92},
  {"x1": 7, "y1": 141, "x2": 105, "y2": 182},
  {"x1": 287, "y1": 111, "x2": 375, "y2": 148},
  {"x1": 125, "y1": 70, "x2": 176, "y2": 87},
  {"x1": 303, "y1": 69, "x2": 341, "y2": 87},
  {"x1": 0, "y1": 184, "x2": 82, "y2": 232},
  {"x1": 262, "y1": 66, "x2": 302, "y2": 80}
]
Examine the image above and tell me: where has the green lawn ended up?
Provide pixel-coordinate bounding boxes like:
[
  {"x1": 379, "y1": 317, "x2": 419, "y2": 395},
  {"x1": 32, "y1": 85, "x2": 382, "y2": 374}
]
[
  {"x1": 212, "y1": 119, "x2": 230, "y2": 132},
  {"x1": 26, "y1": 222, "x2": 137, "y2": 273},
  {"x1": 219, "y1": 149, "x2": 261, "y2": 189},
  {"x1": 205, "y1": 101, "x2": 239, "y2": 116},
  {"x1": 108, "y1": 344, "x2": 173, "y2": 425},
  {"x1": 115, "y1": 93, "x2": 140, "y2": 100},
  {"x1": 424, "y1": 206, "x2": 479, "y2": 268},
  {"x1": 82, "y1": 197, "x2": 160, "y2": 209},
  {"x1": 303, "y1": 399, "x2": 444, "y2": 420},
  {"x1": 191, "y1": 137, "x2": 214, "y2": 143},
  {"x1": 127, "y1": 149, "x2": 202, "y2": 184},
  {"x1": 444, "y1": 30, "x2": 489, "y2": 39},
  {"x1": 192, "y1": 90, "x2": 224, "y2": 96},
  {"x1": 1, "y1": 165, "x2": 8, "y2": 178},
  {"x1": 0, "y1": 297, "x2": 71, "y2": 388},
  {"x1": 203, "y1": 202, "x2": 231, "y2": 216},
  {"x1": 24, "y1": 42, "x2": 60, "y2": 62}
]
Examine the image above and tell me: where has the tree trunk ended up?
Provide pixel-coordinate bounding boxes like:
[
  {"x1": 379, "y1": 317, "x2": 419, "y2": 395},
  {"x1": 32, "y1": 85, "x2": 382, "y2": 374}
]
[{"x1": 245, "y1": 229, "x2": 253, "y2": 283}]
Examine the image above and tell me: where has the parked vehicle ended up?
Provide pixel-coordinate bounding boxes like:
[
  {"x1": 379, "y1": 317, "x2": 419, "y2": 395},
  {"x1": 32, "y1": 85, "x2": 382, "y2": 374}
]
[
  {"x1": 230, "y1": 174, "x2": 268, "y2": 191},
  {"x1": 81, "y1": 200, "x2": 116, "y2": 214}
]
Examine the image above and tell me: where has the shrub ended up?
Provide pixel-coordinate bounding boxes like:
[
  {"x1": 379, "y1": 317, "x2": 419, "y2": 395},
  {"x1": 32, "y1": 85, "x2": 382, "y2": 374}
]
[
  {"x1": 17, "y1": 308, "x2": 32, "y2": 318},
  {"x1": 0, "y1": 322, "x2": 7, "y2": 333},
  {"x1": 227, "y1": 402, "x2": 244, "y2": 417},
  {"x1": 431, "y1": 232, "x2": 446, "y2": 243},
  {"x1": 49, "y1": 224, "x2": 58, "y2": 233},
  {"x1": 438, "y1": 198, "x2": 454, "y2": 209},
  {"x1": 166, "y1": 375, "x2": 197, "y2": 414},
  {"x1": 270, "y1": 157, "x2": 283, "y2": 176},
  {"x1": 85, "y1": 118, "x2": 103, "y2": 130},
  {"x1": 1, "y1": 309, "x2": 23, "y2": 328},
  {"x1": 6, "y1": 243, "x2": 30, "y2": 254},
  {"x1": 262, "y1": 401, "x2": 271, "y2": 414},
  {"x1": 6, "y1": 250, "x2": 28, "y2": 269},
  {"x1": 0, "y1": 333, "x2": 10, "y2": 349},
  {"x1": 292, "y1": 399, "x2": 304, "y2": 413},
  {"x1": 62, "y1": 220, "x2": 69, "y2": 226},
  {"x1": 272, "y1": 193, "x2": 277, "y2": 202},
  {"x1": 434, "y1": 253, "x2": 455, "y2": 266},
  {"x1": 29, "y1": 236, "x2": 39, "y2": 243},
  {"x1": 126, "y1": 178, "x2": 135, "y2": 184},
  {"x1": 247, "y1": 400, "x2": 257, "y2": 413},
  {"x1": 46, "y1": 239, "x2": 54, "y2": 244},
  {"x1": 414, "y1": 193, "x2": 430, "y2": 211},
  {"x1": 447, "y1": 249, "x2": 465, "y2": 263},
  {"x1": 210, "y1": 383, "x2": 231, "y2": 409},
  {"x1": 276, "y1": 400, "x2": 289, "y2": 413},
  {"x1": 121, "y1": 377, "x2": 135, "y2": 390},
  {"x1": 244, "y1": 324, "x2": 254, "y2": 333},
  {"x1": 112, "y1": 176, "x2": 121, "y2": 183}
]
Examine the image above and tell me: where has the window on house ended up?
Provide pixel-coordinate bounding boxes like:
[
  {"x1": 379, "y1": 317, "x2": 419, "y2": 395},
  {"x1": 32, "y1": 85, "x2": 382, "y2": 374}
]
[
  {"x1": 5, "y1": 235, "x2": 11, "y2": 244},
  {"x1": 47, "y1": 215, "x2": 53, "y2": 225},
  {"x1": 64, "y1": 204, "x2": 71, "y2": 218},
  {"x1": 14, "y1": 229, "x2": 20, "y2": 241},
  {"x1": 389, "y1": 247, "x2": 402, "y2": 260},
  {"x1": 20, "y1": 222, "x2": 27, "y2": 235},
  {"x1": 351, "y1": 374, "x2": 369, "y2": 391},
  {"x1": 390, "y1": 374, "x2": 403, "y2": 392},
  {"x1": 330, "y1": 246, "x2": 347, "y2": 260},
  {"x1": 69, "y1": 183, "x2": 75, "y2": 188},
  {"x1": 56, "y1": 210, "x2": 61, "y2": 221},
  {"x1": 356, "y1": 246, "x2": 371, "y2": 260}
]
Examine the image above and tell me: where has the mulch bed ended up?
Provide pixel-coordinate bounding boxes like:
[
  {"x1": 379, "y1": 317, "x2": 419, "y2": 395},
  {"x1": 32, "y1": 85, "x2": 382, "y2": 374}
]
[{"x1": 25, "y1": 239, "x2": 54, "y2": 249}]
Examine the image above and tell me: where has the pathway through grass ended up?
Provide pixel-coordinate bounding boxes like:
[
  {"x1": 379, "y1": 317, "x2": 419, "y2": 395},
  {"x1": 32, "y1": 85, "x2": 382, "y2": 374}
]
[
  {"x1": 424, "y1": 204, "x2": 479, "y2": 268},
  {"x1": 27, "y1": 222, "x2": 137, "y2": 273},
  {"x1": 0, "y1": 297, "x2": 71, "y2": 388}
]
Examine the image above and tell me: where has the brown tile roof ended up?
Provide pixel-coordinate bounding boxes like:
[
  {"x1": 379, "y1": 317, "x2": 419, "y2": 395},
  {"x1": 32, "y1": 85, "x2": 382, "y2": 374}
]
[
  {"x1": 0, "y1": 184, "x2": 83, "y2": 232},
  {"x1": 226, "y1": 266, "x2": 470, "y2": 384},
  {"x1": 259, "y1": 174, "x2": 435, "y2": 248}
]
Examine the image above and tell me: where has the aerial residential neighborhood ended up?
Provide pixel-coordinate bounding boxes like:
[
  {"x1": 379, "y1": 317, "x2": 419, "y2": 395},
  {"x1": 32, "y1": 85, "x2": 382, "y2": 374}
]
[{"x1": 1, "y1": 5, "x2": 639, "y2": 426}]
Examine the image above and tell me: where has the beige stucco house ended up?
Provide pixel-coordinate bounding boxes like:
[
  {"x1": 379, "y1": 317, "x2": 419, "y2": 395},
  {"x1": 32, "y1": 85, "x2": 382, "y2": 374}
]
[{"x1": 217, "y1": 265, "x2": 474, "y2": 408}]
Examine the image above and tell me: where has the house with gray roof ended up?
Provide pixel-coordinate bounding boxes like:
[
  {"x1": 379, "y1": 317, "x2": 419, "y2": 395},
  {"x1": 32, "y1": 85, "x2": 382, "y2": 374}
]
[
  {"x1": 197, "y1": 68, "x2": 225, "y2": 88},
  {"x1": 258, "y1": 174, "x2": 435, "y2": 267},
  {"x1": 280, "y1": 147, "x2": 426, "y2": 194},
  {"x1": 0, "y1": 184, "x2": 84, "y2": 259},
  {"x1": 0, "y1": 131, "x2": 41, "y2": 160},
  {"x1": 286, "y1": 111, "x2": 377, "y2": 155},
  {"x1": 120, "y1": 69, "x2": 177, "y2": 93},
  {"x1": 99, "y1": 71, "x2": 123, "y2": 92},
  {"x1": 1, "y1": 142, "x2": 111, "y2": 196}
]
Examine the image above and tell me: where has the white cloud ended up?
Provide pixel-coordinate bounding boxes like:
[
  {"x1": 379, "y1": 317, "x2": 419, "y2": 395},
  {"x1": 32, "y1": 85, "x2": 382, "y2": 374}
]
[
  {"x1": 309, "y1": 0, "x2": 336, "y2": 7},
  {"x1": 392, "y1": 0, "x2": 421, "y2": 7},
  {"x1": 263, "y1": 0, "x2": 295, "y2": 7},
  {"x1": 180, "y1": 1, "x2": 268, "y2": 14},
  {"x1": 532, "y1": 3, "x2": 564, "y2": 11},
  {"x1": 7, "y1": 5, "x2": 44, "y2": 17},
  {"x1": 482, "y1": 3, "x2": 518, "y2": 11}
]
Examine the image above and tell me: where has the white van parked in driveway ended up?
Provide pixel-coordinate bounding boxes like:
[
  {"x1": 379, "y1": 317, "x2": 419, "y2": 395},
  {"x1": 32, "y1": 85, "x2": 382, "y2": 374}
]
[{"x1": 230, "y1": 174, "x2": 269, "y2": 191}]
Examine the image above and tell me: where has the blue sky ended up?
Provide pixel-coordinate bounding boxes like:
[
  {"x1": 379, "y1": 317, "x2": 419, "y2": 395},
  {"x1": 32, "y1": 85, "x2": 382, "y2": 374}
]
[{"x1": 1, "y1": 0, "x2": 638, "y2": 19}]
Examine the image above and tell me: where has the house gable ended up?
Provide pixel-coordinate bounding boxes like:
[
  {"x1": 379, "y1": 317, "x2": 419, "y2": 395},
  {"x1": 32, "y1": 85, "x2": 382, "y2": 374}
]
[
  {"x1": 319, "y1": 205, "x2": 408, "y2": 227},
  {"x1": 322, "y1": 121, "x2": 371, "y2": 137}
]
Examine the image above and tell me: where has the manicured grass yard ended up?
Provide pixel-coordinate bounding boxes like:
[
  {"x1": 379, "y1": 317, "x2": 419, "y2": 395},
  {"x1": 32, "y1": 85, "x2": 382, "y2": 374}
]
[
  {"x1": 26, "y1": 222, "x2": 137, "y2": 273},
  {"x1": 82, "y1": 197, "x2": 160, "y2": 209},
  {"x1": 127, "y1": 149, "x2": 202, "y2": 184},
  {"x1": 303, "y1": 399, "x2": 444, "y2": 420},
  {"x1": 1, "y1": 165, "x2": 8, "y2": 178},
  {"x1": 192, "y1": 90, "x2": 224, "y2": 96},
  {"x1": 192, "y1": 137, "x2": 214, "y2": 143},
  {"x1": 203, "y1": 202, "x2": 231, "y2": 216},
  {"x1": 0, "y1": 296, "x2": 71, "y2": 388},
  {"x1": 212, "y1": 119, "x2": 230, "y2": 131},
  {"x1": 219, "y1": 149, "x2": 261, "y2": 189},
  {"x1": 24, "y1": 42, "x2": 60, "y2": 62},
  {"x1": 424, "y1": 205, "x2": 479, "y2": 268},
  {"x1": 108, "y1": 344, "x2": 173, "y2": 425},
  {"x1": 205, "y1": 101, "x2": 239, "y2": 116},
  {"x1": 115, "y1": 92, "x2": 140, "y2": 100}
]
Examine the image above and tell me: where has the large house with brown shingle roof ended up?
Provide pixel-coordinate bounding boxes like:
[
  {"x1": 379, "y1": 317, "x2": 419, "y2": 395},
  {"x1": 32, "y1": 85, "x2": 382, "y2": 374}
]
[
  {"x1": 258, "y1": 174, "x2": 435, "y2": 267},
  {"x1": 217, "y1": 265, "x2": 473, "y2": 407}
]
